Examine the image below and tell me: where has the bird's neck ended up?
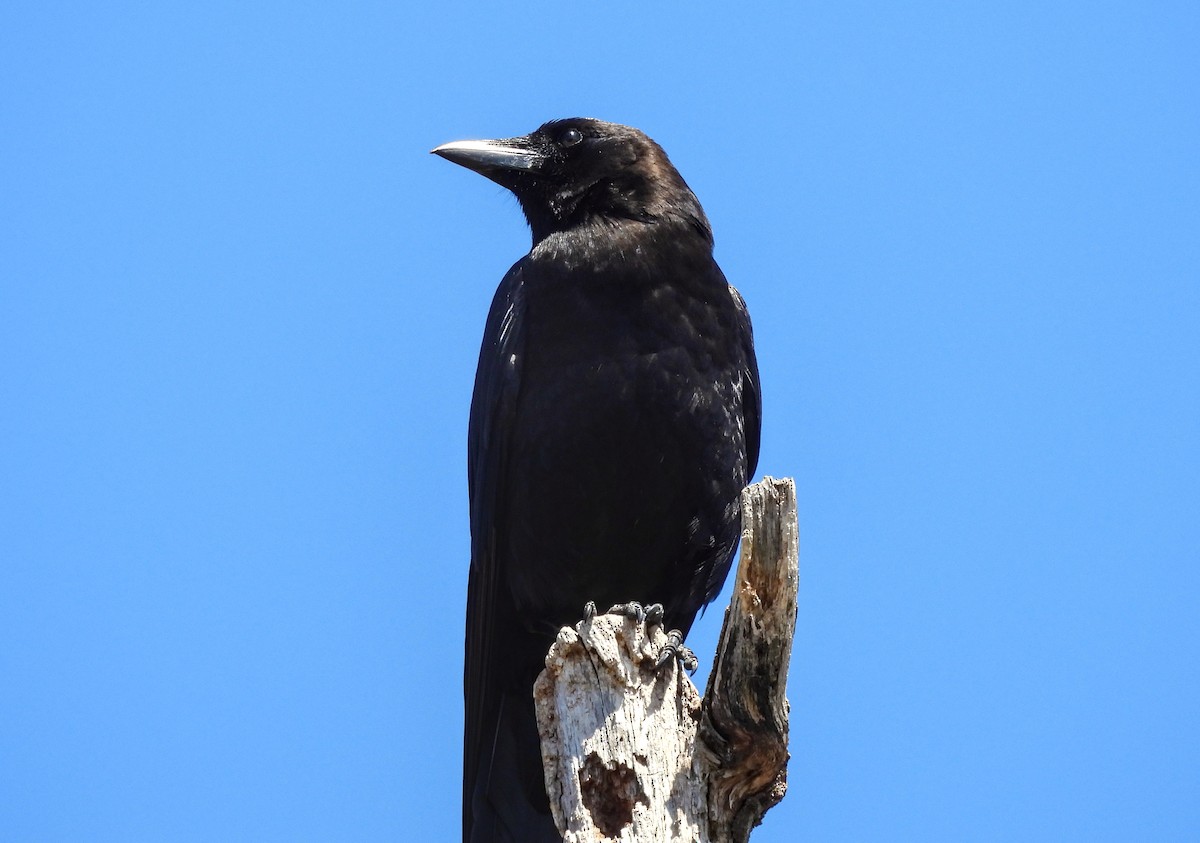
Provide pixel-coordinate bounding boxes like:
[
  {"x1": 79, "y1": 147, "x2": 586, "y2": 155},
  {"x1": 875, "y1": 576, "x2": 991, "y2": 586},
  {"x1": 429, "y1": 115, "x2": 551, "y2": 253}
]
[{"x1": 530, "y1": 213, "x2": 711, "y2": 272}]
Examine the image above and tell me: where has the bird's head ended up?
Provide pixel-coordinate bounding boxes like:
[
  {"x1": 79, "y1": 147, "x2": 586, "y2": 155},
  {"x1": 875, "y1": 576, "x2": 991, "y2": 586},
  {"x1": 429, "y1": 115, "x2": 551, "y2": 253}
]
[{"x1": 432, "y1": 118, "x2": 710, "y2": 245}]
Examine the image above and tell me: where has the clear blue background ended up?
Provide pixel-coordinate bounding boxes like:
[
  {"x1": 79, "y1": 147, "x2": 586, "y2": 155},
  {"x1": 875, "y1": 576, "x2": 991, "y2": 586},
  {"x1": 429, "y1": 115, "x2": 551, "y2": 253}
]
[{"x1": 2, "y1": 2, "x2": 1197, "y2": 840}]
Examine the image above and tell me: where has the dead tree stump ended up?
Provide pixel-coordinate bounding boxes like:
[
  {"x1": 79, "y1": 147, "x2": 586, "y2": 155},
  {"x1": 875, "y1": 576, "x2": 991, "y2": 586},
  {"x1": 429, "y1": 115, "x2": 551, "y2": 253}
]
[{"x1": 534, "y1": 477, "x2": 799, "y2": 842}]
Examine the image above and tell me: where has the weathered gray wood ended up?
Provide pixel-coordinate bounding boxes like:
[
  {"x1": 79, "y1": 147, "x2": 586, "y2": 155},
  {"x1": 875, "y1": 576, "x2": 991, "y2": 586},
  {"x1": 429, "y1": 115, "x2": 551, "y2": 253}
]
[
  {"x1": 701, "y1": 476, "x2": 799, "y2": 842},
  {"x1": 533, "y1": 476, "x2": 799, "y2": 842},
  {"x1": 534, "y1": 613, "x2": 708, "y2": 842}
]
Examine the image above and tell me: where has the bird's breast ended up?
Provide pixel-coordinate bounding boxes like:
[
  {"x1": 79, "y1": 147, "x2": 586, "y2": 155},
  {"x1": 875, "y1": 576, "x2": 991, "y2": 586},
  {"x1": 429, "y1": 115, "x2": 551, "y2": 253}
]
[{"x1": 500, "y1": 265, "x2": 749, "y2": 626}]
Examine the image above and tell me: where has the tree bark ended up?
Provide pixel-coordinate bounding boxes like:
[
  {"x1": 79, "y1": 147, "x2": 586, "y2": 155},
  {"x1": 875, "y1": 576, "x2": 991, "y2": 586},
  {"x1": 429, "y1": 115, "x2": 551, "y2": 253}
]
[{"x1": 534, "y1": 477, "x2": 799, "y2": 842}]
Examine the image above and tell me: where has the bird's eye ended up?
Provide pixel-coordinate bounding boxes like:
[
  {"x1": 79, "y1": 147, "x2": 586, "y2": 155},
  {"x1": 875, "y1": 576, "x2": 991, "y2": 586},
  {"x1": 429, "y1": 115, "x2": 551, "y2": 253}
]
[{"x1": 559, "y1": 128, "x2": 584, "y2": 148}]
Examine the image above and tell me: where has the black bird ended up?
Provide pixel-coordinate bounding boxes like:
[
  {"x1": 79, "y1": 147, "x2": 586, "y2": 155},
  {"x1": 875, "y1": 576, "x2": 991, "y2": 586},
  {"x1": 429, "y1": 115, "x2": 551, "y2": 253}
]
[{"x1": 433, "y1": 118, "x2": 761, "y2": 843}]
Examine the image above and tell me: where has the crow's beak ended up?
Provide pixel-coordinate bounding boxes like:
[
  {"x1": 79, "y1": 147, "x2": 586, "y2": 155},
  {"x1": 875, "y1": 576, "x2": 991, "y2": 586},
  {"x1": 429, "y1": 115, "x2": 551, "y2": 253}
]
[{"x1": 431, "y1": 137, "x2": 545, "y2": 180}]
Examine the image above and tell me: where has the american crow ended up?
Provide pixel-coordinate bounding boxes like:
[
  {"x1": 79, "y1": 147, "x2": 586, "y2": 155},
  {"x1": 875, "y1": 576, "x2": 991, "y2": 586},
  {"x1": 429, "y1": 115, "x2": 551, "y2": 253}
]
[{"x1": 433, "y1": 118, "x2": 761, "y2": 843}]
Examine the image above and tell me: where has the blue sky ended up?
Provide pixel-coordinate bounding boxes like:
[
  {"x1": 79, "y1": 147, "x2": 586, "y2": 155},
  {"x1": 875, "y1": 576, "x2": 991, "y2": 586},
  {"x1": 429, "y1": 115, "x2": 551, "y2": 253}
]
[{"x1": 2, "y1": 2, "x2": 1197, "y2": 840}]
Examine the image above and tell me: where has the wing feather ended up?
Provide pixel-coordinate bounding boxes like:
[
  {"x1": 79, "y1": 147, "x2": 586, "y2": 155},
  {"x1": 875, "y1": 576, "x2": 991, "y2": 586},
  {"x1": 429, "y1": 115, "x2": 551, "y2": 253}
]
[
  {"x1": 463, "y1": 260, "x2": 527, "y2": 838},
  {"x1": 730, "y1": 284, "x2": 761, "y2": 477}
]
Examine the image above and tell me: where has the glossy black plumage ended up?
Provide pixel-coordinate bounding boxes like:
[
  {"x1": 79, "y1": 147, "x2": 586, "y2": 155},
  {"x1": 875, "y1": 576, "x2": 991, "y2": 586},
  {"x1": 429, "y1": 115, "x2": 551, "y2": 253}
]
[{"x1": 433, "y1": 118, "x2": 761, "y2": 843}]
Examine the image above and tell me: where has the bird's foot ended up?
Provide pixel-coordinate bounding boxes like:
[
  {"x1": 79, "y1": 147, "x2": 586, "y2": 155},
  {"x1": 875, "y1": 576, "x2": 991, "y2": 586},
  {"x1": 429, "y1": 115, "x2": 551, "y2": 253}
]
[
  {"x1": 655, "y1": 628, "x2": 699, "y2": 673},
  {"x1": 605, "y1": 601, "x2": 663, "y2": 625},
  {"x1": 604, "y1": 602, "x2": 697, "y2": 674}
]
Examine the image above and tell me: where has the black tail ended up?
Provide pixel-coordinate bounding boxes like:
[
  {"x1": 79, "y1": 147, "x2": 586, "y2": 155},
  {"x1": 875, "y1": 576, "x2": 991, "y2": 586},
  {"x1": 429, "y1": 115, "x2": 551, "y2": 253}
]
[{"x1": 464, "y1": 594, "x2": 562, "y2": 843}]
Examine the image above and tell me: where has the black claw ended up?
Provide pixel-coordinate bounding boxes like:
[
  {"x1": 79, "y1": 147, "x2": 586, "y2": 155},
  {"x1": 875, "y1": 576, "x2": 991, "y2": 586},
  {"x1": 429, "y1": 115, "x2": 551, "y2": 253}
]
[
  {"x1": 583, "y1": 601, "x2": 597, "y2": 621},
  {"x1": 655, "y1": 629, "x2": 699, "y2": 673},
  {"x1": 607, "y1": 601, "x2": 647, "y2": 623}
]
